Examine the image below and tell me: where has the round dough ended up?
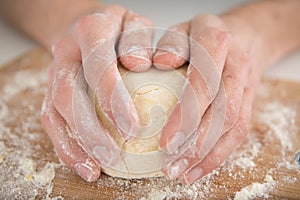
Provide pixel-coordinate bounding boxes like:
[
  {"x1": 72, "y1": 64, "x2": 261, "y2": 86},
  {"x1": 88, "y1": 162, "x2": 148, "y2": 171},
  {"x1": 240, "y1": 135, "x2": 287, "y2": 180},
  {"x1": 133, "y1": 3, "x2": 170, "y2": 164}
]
[{"x1": 95, "y1": 66, "x2": 186, "y2": 179}]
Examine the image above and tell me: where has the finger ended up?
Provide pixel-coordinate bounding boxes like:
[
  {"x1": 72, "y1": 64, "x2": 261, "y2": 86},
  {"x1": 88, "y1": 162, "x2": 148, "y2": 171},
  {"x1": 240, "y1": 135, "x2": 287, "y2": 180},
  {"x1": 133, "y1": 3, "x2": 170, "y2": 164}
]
[
  {"x1": 161, "y1": 130, "x2": 199, "y2": 180},
  {"x1": 160, "y1": 15, "x2": 231, "y2": 154},
  {"x1": 162, "y1": 102, "x2": 217, "y2": 180},
  {"x1": 75, "y1": 5, "x2": 125, "y2": 90},
  {"x1": 181, "y1": 119, "x2": 248, "y2": 184},
  {"x1": 178, "y1": 48, "x2": 252, "y2": 166},
  {"x1": 75, "y1": 6, "x2": 139, "y2": 136},
  {"x1": 159, "y1": 75, "x2": 201, "y2": 154},
  {"x1": 220, "y1": 48, "x2": 252, "y2": 132},
  {"x1": 193, "y1": 48, "x2": 252, "y2": 162},
  {"x1": 51, "y1": 36, "x2": 119, "y2": 167},
  {"x1": 153, "y1": 22, "x2": 190, "y2": 70},
  {"x1": 190, "y1": 14, "x2": 231, "y2": 72},
  {"x1": 118, "y1": 11, "x2": 154, "y2": 72},
  {"x1": 163, "y1": 49, "x2": 253, "y2": 180},
  {"x1": 161, "y1": 87, "x2": 225, "y2": 180},
  {"x1": 179, "y1": 75, "x2": 256, "y2": 184},
  {"x1": 41, "y1": 64, "x2": 100, "y2": 182}
]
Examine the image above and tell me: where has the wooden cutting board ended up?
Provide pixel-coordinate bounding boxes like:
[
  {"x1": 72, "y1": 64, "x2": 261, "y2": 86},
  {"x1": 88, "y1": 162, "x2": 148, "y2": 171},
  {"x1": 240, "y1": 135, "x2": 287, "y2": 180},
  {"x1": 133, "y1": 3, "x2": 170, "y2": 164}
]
[{"x1": 0, "y1": 48, "x2": 299, "y2": 199}]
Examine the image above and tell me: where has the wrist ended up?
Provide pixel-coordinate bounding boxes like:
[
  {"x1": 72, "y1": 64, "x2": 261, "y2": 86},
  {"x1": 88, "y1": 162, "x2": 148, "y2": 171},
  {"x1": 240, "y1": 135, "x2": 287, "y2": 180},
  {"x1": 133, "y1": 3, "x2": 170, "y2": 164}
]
[
  {"x1": 0, "y1": 0, "x2": 104, "y2": 50},
  {"x1": 43, "y1": 0, "x2": 104, "y2": 49},
  {"x1": 219, "y1": 15, "x2": 267, "y2": 75},
  {"x1": 220, "y1": 0, "x2": 300, "y2": 72}
]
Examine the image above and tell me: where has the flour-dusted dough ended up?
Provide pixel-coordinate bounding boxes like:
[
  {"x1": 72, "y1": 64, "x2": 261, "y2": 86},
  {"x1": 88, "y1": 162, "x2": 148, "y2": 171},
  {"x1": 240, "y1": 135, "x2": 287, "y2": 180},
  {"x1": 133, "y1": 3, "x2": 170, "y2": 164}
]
[{"x1": 95, "y1": 66, "x2": 186, "y2": 179}]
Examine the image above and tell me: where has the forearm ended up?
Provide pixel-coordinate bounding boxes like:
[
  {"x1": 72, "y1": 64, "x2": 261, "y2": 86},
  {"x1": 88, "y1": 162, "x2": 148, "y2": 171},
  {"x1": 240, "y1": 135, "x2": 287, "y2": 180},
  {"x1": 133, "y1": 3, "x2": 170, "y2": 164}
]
[
  {"x1": 221, "y1": 0, "x2": 300, "y2": 72},
  {"x1": 0, "y1": 0, "x2": 103, "y2": 49}
]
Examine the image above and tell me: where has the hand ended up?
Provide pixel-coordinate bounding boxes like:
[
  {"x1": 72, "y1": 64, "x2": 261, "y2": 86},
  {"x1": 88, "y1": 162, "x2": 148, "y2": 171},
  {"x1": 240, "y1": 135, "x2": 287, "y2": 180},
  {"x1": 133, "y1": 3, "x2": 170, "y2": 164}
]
[
  {"x1": 153, "y1": 14, "x2": 260, "y2": 184},
  {"x1": 41, "y1": 5, "x2": 154, "y2": 181}
]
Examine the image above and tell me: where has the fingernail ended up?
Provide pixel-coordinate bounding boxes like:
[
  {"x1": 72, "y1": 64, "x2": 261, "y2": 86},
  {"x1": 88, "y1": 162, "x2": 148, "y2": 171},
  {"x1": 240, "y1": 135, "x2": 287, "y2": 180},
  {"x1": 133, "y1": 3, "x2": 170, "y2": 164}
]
[
  {"x1": 93, "y1": 146, "x2": 114, "y2": 167},
  {"x1": 126, "y1": 46, "x2": 149, "y2": 60},
  {"x1": 74, "y1": 163, "x2": 99, "y2": 182},
  {"x1": 156, "y1": 45, "x2": 178, "y2": 56},
  {"x1": 166, "y1": 159, "x2": 189, "y2": 180},
  {"x1": 166, "y1": 131, "x2": 185, "y2": 154},
  {"x1": 184, "y1": 167, "x2": 203, "y2": 184}
]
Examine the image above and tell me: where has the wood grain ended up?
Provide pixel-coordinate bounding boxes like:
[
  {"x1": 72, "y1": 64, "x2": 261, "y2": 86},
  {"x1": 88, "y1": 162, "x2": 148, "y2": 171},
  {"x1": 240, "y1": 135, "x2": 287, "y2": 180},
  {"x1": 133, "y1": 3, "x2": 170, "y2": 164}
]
[{"x1": 0, "y1": 48, "x2": 299, "y2": 199}]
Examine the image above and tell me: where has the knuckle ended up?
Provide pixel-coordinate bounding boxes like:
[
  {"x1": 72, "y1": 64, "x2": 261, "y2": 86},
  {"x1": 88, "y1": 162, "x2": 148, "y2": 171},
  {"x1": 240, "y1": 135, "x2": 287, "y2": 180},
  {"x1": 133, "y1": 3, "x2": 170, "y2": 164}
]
[
  {"x1": 208, "y1": 28, "x2": 231, "y2": 48},
  {"x1": 105, "y1": 4, "x2": 126, "y2": 14},
  {"x1": 75, "y1": 13, "x2": 109, "y2": 34},
  {"x1": 128, "y1": 13, "x2": 153, "y2": 27},
  {"x1": 224, "y1": 71, "x2": 239, "y2": 85},
  {"x1": 74, "y1": 14, "x2": 101, "y2": 38},
  {"x1": 194, "y1": 13, "x2": 220, "y2": 23},
  {"x1": 75, "y1": 14, "x2": 96, "y2": 33},
  {"x1": 191, "y1": 27, "x2": 231, "y2": 57},
  {"x1": 169, "y1": 22, "x2": 187, "y2": 31},
  {"x1": 51, "y1": 38, "x2": 68, "y2": 58},
  {"x1": 139, "y1": 15, "x2": 153, "y2": 27},
  {"x1": 51, "y1": 36, "x2": 79, "y2": 60},
  {"x1": 220, "y1": 31, "x2": 232, "y2": 46},
  {"x1": 193, "y1": 13, "x2": 228, "y2": 31},
  {"x1": 74, "y1": 13, "x2": 118, "y2": 45},
  {"x1": 123, "y1": 12, "x2": 153, "y2": 33},
  {"x1": 228, "y1": 50, "x2": 253, "y2": 72}
]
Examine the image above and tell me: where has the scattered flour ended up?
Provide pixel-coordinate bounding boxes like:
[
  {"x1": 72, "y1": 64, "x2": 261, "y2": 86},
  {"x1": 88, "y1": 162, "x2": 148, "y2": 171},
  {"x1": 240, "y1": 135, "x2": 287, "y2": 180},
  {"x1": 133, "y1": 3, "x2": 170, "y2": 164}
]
[
  {"x1": 0, "y1": 66, "x2": 62, "y2": 199},
  {"x1": 2, "y1": 70, "x2": 47, "y2": 101},
  {"x1": 282, "y1": 175, "x2": 297, "y2": 184},
  {"x1": 234, "y1": 175, "x2": 275, "y2": 200},
  {"x1": 228, "y1": 133, "x2": 261, "y2": 170},
  {"x1": 258, "y1": 101, "x2": 297, "y2": 151},
  {"x1": 33, "y1": 162, "x2": 57, "y2": 187},
  {"x1": 0, "y1": 101, "x2": 8, "y2": 120}
]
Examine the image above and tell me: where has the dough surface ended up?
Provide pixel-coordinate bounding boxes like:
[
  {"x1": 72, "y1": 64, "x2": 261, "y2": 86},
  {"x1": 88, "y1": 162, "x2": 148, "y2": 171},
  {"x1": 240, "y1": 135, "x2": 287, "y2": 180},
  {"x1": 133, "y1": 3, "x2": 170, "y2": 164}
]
[{"x1": 95, "y1": 66, "x2": 186, "y2": 178}]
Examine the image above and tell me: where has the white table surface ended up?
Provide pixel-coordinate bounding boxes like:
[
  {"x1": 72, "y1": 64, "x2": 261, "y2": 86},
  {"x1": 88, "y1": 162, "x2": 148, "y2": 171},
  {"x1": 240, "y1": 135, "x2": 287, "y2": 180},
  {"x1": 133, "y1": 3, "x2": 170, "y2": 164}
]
[{"x1": 0, "y1": 0, "x2": 299, "y2": 81}]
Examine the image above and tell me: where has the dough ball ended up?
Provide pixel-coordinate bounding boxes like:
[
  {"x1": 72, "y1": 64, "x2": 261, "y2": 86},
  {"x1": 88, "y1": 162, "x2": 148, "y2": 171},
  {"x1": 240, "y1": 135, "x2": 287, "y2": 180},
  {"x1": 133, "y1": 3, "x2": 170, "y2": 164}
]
[{"x1": 94, "y1": 65, "x2": 186, "y2": 178}]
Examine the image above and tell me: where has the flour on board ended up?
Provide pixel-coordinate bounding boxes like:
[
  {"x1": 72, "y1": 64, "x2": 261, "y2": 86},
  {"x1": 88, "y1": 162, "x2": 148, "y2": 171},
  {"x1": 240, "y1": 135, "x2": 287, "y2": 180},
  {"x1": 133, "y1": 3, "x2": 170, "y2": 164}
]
[{"x1": 0, "y1": 68, "x2": 63, "y2": 199}]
